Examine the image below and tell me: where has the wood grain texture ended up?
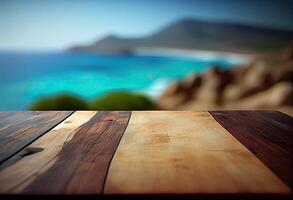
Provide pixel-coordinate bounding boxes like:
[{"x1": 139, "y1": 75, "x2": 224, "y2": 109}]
[
  {"x1": 0, "y1": 111, "x2": 131, "y2": 195},
  {"x1": 104, "y1": 111, "x2": 290, "y2": 194},
  {"x1": 0, "y1": 111, "x2": 73, "y2": 164},
  {"x1": 210, "y1": 110, "x2": 293, "y2": 190}
]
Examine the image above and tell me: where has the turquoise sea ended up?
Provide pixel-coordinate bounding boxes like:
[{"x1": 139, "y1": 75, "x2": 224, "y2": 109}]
[{"x1": 0, "y1": 51, "x2": 240, "y2": 110}]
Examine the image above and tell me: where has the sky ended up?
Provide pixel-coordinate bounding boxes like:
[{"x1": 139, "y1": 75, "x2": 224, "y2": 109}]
[{"x1": 0, "y1": 0, "x2": 293, "y2": 50}]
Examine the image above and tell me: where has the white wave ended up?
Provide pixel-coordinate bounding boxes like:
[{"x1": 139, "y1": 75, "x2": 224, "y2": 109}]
[
  {"x1": 134, "y1": 47, "x2": 255, "y2": 64},
  {"x1": 137, "y1": 78, "x2": 174, "y2": 98}
]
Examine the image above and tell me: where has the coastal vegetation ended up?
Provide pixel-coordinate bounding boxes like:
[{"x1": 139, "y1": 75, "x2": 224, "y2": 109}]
[
  {"x1": 30, "y1": 91, "x2": 156, "y2": 111},
  {"x1": 91, "y1": 91, "x2": 156, "y2": 110},
  {"x1": 30, "y1": 94, "x2": 89, "y2": 110}
]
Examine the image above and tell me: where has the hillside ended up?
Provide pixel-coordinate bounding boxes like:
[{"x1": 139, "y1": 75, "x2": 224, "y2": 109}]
[{"x1": 68, "y1": 19, "x2": 293, "y2": 54}]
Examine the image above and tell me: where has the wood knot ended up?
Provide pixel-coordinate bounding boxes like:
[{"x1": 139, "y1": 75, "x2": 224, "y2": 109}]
[{"x1": 20, "y1": 147, "x2": 44, "y2": 157}]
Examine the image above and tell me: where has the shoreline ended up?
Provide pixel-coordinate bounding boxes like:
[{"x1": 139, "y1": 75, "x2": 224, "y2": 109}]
[
  {"x1": 134, "y1": 47, "x2": 259, "y2": 64},
  {"x1": 134, "y1": 47, "x2": 258, "y2": 99}
]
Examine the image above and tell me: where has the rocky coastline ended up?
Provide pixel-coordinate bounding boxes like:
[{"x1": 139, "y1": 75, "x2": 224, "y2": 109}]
[{"x1": 157, "y1": 44, "x2": 293, "y2": 116}]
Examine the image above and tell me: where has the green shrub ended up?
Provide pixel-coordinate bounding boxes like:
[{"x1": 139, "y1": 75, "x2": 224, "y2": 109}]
[
  {"x1": 91, "y1": 91, "x2": 156, "y2": 110},
  {"x1": 29, "y1": 91, "x2": 156, "y2": 111},
  {"x1": 30, "y1": 94, "x2": 88, "y2": 110}
]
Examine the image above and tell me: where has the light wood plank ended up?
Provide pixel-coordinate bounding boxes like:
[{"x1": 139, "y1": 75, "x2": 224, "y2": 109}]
[{"x1": 104, "y1": 111, "x2": 291, "y2": 194}]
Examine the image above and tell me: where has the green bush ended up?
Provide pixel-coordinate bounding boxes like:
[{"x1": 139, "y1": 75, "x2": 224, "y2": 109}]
[
  {"x1": 29, "y1": 91, "x2": 156, "y2": 110},
  {"x1": 91, "y1": 91, "x2": 156, "y2": 110},
  {"x1": 30, "y1": 94, "x2": 89, "y2": 110}
]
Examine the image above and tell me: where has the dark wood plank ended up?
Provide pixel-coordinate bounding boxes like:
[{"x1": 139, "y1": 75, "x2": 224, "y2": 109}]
[
  {"x1": 0, "y1": 112, "x2": 64, "y2": 140},
  {"x1": 0, "y1": 112, "x2": 39, "y2": 136},
  {"x1": 0, "y1": 111, "x2": 73, "y2": 164},
  {"x1": 23, "y1": 111, "x2": 131, "y2": 195},
  {"x1": 209, "y1": 111, "x2": 293, "y2": 190}
]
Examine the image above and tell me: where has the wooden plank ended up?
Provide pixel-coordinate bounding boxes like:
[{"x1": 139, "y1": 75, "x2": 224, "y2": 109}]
[
  {"x1": 0, "y1": 111, "x2": 97, "y2": 193},
  {"x1": 0, "y1": 111, "x2": 73, "y2": 164},
  {"x1": 0, "y1": 111, "x2": 131, "y2": 194},
  {"x1": 210, "y1": 110, "x2": 293, "y2": 190},
  {"x1": 104, "y1": 111, "x2": 291, "y2": 194},
  {"x1": 0, "y1": 112, "x2": 48, "y2": 139}
]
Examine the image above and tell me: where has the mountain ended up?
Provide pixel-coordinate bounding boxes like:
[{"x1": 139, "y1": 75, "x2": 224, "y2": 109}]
[{"x1": 68, "y1": 19, "x2": 293, "y2": 54}]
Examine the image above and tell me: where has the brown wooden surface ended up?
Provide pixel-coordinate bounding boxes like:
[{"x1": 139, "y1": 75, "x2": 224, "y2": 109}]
[
  {"x1": 0, "y1": 111, "x2": 73, "y2": 164},
  {"x1": 19, "y1": 111, "x2": 130, "y2": 194},
  {"x1": 0, "y1": 110, "x2": 292, "y2": 198},
  {"x1": 210, "y1": 111, "x2": 293, "y2": 190}
]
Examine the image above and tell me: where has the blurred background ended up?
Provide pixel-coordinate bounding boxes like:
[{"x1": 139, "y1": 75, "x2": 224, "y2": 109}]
[{"x1": 0, "y1": 0, "x2": 292, "y2": 115}]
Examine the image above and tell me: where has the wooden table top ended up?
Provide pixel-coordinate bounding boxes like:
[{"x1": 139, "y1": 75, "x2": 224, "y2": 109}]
[{"x1": 0, "y1": 111, "x2": 292, "y2": 199}]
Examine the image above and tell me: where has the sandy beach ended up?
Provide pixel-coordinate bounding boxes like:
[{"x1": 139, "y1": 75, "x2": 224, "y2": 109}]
[{"x1": 135, "y1": 47, "x2": 260, "y2": 64}]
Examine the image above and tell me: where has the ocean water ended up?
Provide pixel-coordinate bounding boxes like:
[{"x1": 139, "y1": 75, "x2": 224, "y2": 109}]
[{"x1": 0, "y1": 51, "x2": 240, "y2": 110}]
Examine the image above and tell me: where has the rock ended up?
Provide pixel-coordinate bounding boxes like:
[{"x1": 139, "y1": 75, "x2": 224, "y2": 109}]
[
  {"x1": 282, "y1": 43, "x2": 293, "y2": 61},
  {"x1": 243, "y1": 61, "x2": 271, "y2": 87},
  {"x1": 183, "y1": 72, "x2": 202, "y2": 89},
  {"x1": 272, "y1": 61, "x2": 293, "y2": 83},
  {"x1": 180, "y1": 72, "x2": 202, "y2": 102},
  {"x1": 159, "y1": 72, "x2": 203, "y2": 104},
  {"x1": 160, "y1": 81, "x2": 185, "y2": 97},
  {"x1": 225, "y1": 61, "x2": 274, "y2": 101},
  {"x1": 223, "y1": 85, "x2": 241, "y2": 102},
  {"x1": 235, "y1": 82, "x2": 293, "y2": 108},
  {"x1": 217, "y1": 68, "x2": 234, "y2": 93},
  {"x1": 157, "y1": 50, "x2": 293, "y2": 113},
  {"x1": 183, "y1": 72, "x2": 197, "y2": 85},
  {"x1": 157, "y1": 94, "x2": 187, "y2": 110},
  {"x1": 198, "y1": 66, "x2": 235, "y2": 105},
  {"x1": 196, "y1": 66, "x2": 223, "y2": 105}
]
